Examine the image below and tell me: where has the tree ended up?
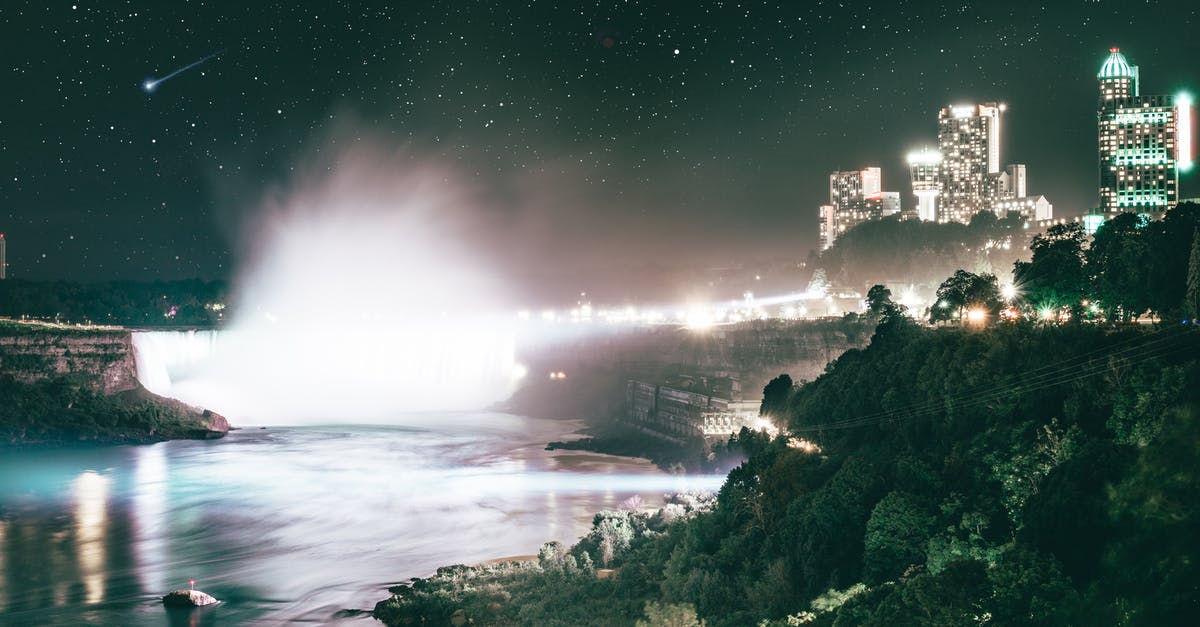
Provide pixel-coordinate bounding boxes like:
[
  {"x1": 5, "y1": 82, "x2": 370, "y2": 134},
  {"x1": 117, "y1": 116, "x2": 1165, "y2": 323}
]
[
  {"x1": 637, "y1": 601, "x2": 705, "y2": 627},
  {"x1": 929, "y1": 270, "x2": 1002, "y2": 324},
  {"x1": 865, "y1": 284, "x2": 893, "y2": 314},
  {"x1": 862, "y1": 491, "x2": 935, "y2": 584},
  {"x1": 1146, "y1": 202, "x2": 1200, "y2": 318},
  {"x1": 1184, "y1": 228, "x2": 1200, "y2": 322},
  {"x1": 1085, "y1": 213, "x2": 1151, "y2": 321},
  {"x1": 1014, "y1": 223, "x2": 1088, "y2": 320},
  {"x1": 760, "y1": 374, "x2": 794, "y2": 419}
]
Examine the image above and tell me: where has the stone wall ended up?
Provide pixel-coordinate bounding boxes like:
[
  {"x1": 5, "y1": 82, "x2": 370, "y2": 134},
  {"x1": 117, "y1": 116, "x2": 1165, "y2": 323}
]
[{"x1": 0, "y1": 324, "x2": 139, "y2": 394}]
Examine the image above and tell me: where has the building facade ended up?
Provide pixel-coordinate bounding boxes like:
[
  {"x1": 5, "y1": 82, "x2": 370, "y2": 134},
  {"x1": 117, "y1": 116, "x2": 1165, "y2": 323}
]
[
  {"x1": 818, "y1": 167, "x2": 901, "y2": 250},
  {"x1": 1096, "y1": 48, "x2": 1185, "y2": 214},
  {"x1": 909, "y1": 104, "x2": 1048, "y2": 224},
  {"x1": 937, "y1": 102, "x2": 1006, "y2": 223},
  {"x1": 907, "y1": 147, "x2": 942, "y2": 222}
]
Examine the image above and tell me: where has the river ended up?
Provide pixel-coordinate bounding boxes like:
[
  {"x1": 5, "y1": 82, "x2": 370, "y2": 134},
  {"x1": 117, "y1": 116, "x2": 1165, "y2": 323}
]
[{"x1": 0, "y1": 414, "x2": 725, "y2": 625}]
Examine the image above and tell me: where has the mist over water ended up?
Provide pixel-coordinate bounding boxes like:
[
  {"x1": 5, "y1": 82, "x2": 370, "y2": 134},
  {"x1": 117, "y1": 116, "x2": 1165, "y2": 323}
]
[
  {"x1": 0, "y1": 418, "x2": 726, "y2": 625},
  {"x1": 138, "y1": 147, "x2": 525, "y2": 423}
]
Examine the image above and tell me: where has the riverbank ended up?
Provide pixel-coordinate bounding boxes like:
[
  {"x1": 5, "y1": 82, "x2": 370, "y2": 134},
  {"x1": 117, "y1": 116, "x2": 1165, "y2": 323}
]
[
  {"x1": 0, "y1": 379, "x2": 229, "y2": 446},
  {"x1": 0, "y1": 319, "x2": 229, "y2": 446}
]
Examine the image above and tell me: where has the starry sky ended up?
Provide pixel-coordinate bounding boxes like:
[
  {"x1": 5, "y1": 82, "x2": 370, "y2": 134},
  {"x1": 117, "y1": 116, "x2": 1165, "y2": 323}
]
[{"x1": 1, "y1": 0, "x2": 1197, "y2": 287}]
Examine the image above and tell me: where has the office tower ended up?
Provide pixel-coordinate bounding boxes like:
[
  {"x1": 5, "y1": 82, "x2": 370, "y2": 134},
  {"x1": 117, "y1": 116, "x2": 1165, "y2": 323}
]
[
  {"x1": 937, "y1": 102, "x2": 1005, "y2": 223},
  {"x1": 818, "y1": 167, "x2": 902, "y2": 250},
  {"x1": 1096, "y1": 47, "x2": 1189, "y2": 213}
]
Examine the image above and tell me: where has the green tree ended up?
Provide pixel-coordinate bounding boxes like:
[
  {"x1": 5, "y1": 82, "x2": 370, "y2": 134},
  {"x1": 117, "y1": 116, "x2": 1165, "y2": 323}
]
[
  {"x1": 1014, "y1": 222, "x2": 1088, "y2": 320},
  {"x1": 1086, "y1": 212, "x2": 1152, "y2": 321},
  {"x1": 760, "y1": 374, "x2": 794, "y2": 419},
  {"x1": 637, "y1": 601, "x2": 705, "y2": 627},
  {"x1": 863, "y1": 491, "x2": 935, "y2": 584},
  {"x1": 1146, "y1": 202, "x2": 1200, "y2": 318},
  {"x1": 929, "y1": 270, "x2": 1001, "y2": 324},
  {"x1": 1184, "y1": 227, "x2": 1200, "y2": 322}
]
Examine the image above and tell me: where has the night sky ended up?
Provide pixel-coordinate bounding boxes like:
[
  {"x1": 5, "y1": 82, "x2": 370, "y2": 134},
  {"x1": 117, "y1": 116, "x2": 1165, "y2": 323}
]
[{"x1": 1, "y1": 0, "x2": 1197, "y2": 286}]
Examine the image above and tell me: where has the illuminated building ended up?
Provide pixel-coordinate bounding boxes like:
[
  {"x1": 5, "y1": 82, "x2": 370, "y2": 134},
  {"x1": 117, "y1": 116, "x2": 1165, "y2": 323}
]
[
  {"x1": 1097, "y1": 47, "x2": 1191, "y2": 214},
  {"x1": 818, "y1": 167, "x2": 901, "y2": 250},
  {"x1": 937, "y1": 102, "x2": 1005, "y2": 223},
  {"x1": 907, "y1": 147, "x2": 942, "y2": 221},
  {"x1": 909, "y1": 105, "x2": 1048, "y2": 223},
  {"x1": 993, "y1": 195, "x2": 1053, "y2": 221},
  {"x1": 1000, "y1": 164, "x2": 1027, "y2": 199}
]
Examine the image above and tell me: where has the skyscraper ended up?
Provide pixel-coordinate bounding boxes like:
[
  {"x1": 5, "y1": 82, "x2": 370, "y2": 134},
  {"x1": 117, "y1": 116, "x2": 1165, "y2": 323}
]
[
  {"x1": 1096, "y1": 47, "x2": 1189, "y2": 214},
  {"x1": 937, "y1": 102, "x2": 1005, "y2": 223},
  {"x1": 908, "y1": 103, "x2": 1046, "y2": 223},
  {"x1": 818, "y1": 167, "x2": 901, "y2": 250}
]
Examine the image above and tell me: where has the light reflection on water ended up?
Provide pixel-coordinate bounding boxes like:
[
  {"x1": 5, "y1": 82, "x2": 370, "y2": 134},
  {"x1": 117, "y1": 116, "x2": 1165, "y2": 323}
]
[{"x1": 0, "y1": 414, "x2": 725, "y2": 625}]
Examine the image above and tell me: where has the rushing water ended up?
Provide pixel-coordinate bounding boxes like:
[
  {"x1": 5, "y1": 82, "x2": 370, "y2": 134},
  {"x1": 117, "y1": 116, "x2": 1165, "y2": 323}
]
[{"x1": 0, "y1": 414, "x2": 725, "y2": 625}]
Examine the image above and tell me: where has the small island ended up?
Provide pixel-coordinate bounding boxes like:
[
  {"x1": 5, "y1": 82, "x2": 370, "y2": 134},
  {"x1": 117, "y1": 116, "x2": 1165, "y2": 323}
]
[{"x1": 0, "y1": 319, "x2": 228, "y2": 446}]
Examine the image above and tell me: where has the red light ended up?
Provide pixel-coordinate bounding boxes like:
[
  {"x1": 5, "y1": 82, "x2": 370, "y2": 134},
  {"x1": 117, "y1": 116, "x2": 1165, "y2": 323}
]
[{"x1": 1110, "y1": 47, "x2": 1119, "y2": 53}]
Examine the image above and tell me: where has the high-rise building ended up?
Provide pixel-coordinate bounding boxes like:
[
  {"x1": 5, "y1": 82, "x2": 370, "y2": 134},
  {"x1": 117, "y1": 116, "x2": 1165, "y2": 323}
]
[
  {"x1": 818, "y1": 167, "x2": 901, "y2": 249},
  {"x1": 1096, "y1": 47, "x2": 1191, "y2": 214},
  {"x1": 907, "y1": 147, "x2": 942, "y2": 222},
  {"x1": 937, "y1": 102, "x2": 1005, "y2": 223},
  {"x1": 909, "y1": 104, "x2": 1049, "y2": 224}
]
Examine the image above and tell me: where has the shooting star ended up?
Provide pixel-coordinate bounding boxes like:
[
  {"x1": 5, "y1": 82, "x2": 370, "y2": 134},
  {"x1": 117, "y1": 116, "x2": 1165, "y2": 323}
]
[{"x1": 142, "y1": 50, "x2": 225, "y2": 93}]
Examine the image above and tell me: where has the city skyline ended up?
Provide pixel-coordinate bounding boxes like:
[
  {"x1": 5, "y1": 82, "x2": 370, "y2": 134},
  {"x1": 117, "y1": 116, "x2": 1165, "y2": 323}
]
[{"x1": 1, "y1": 1, "x2": 1197, "y2": 284}]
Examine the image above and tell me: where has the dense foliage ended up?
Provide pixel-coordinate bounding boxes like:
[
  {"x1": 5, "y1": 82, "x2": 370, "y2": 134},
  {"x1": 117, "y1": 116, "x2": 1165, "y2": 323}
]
[
  {"x1": 0, "y1": 278, "x2": 228, "y2": 327},
  {"x1": 375, "y1": 320, "x2": 1200, "y2": 626},
  {"x1": 1014, "y1": 203, "x2": 1200, "y2": 322},
  {"x1": 816, "y1": 210, "x2": 1027, "y2": 290},
  {"x1": 374, "y1": 204, "x2": 1200, "y2": 626},
  {"x1": 0, "y1": 375, "x2": 221, "y2": 445}
]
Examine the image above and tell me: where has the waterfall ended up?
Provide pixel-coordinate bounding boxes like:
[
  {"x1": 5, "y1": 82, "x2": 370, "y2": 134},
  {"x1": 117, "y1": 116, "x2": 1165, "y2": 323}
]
[
  {"x1": 127, "y1": 325, "x2": 520, "y2": 424},
  {"x1": 131, "y1": 330, "x2": 222, "y2": 397}
]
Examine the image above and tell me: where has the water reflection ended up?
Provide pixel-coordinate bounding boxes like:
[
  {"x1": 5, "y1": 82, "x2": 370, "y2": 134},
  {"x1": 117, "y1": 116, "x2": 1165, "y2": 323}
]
[
  {"x1": 131, "y1": 445, "x2": 169, "y2": 597},
  {"x1": 0, "y1": 416, "x2": 725, "y2": 624},
  {"x1": 72, "y1": 470, "x2": 111, "y2": 605}
]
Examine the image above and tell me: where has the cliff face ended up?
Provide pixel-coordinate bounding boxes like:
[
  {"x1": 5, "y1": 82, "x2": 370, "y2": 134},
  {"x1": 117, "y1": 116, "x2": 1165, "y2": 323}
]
[
  {"x1": 0, "y1": 329, "x2": 139, "y2": 394},
  {"x1": 0, "y1": 321, "x2": 229, "y2": 445}
]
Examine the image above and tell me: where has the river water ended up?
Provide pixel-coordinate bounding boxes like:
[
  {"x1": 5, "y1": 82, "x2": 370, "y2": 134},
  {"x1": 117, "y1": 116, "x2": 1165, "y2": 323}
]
[{"x1": 0, "y1": 414, "x2": 725, "y2": 625}]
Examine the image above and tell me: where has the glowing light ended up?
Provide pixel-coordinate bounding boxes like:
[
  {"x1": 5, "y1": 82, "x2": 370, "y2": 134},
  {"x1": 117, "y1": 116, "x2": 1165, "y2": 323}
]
[
  {"x1": 966, "y1": 309, "x2": 987, "y2": 323},
  {"x1": 128, "y1": 145, "x2": 520, "y2": 422},
  {"x1": 141, "y1": 78, "x2": 158, "y2": 93},
  {"x1": 1178, "y1": 91, "x2": 1194, "y2": 173},
  {"x1": 1040, "y1": 307, "x2": 1056, "y2": 321},
  {"x1": 906, "y1": 148, "x2": 943, "y2": 165},
  {"x1": 951, "y1": 105, "x2": 976, "y2": 119},
  {"x1": 787, "y1": 437, "x2": 822, "y2": 454},
  {"x1": 685, "y1": 308, "x2": 715, "y2": 330},
  {"x1": 1001, "y1": 284, "x2": 1017, "y2": 300},
  {"x1": 73, "y1": 471, "x2": 110, "y2": 605}
]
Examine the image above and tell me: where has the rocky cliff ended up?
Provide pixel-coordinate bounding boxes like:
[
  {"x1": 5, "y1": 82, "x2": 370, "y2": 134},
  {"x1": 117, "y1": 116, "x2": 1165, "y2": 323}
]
[
  {"x1": 0, "y1": 320, "x2": 229, "y2": 445},
  {"x1": 0, "y1": 325, "x2": 139, "y2": 394}
]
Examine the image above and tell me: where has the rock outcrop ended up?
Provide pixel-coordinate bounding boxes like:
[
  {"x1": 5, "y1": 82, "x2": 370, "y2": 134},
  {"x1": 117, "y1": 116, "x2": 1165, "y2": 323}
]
[{"x1": 0, "y1": 320, "x2": 230, "y2": 445}]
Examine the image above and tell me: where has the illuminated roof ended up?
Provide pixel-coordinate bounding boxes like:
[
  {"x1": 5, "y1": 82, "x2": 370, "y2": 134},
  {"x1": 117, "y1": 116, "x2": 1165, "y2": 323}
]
[
  {"x1": 906, "y1": 147, "x2": 942, "y2": 165},
  {"x1": 1099, "y1": 48, "x2": 1136, "y2": 79}
]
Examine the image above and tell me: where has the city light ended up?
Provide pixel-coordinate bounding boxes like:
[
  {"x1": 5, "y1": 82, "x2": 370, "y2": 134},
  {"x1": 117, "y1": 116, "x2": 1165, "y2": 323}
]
[
  {"x1": 1178, "y1": 91, "x2": 1194, "y2": 172},
  {"x1": 906, "y1": 147, "x2": 943, "y2": 165}
]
